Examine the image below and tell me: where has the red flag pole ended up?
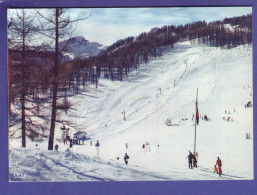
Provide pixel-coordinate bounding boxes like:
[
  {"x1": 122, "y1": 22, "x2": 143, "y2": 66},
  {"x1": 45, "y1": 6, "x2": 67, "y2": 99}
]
[{"x1": 194, "y1": 88, "x2": 198, "y2": 154}]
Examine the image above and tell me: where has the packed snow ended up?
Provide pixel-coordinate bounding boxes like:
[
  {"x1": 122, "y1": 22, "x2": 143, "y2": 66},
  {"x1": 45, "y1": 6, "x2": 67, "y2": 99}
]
[{"x1": 9, "y1": 41, "x2": 253, "y2": 181}]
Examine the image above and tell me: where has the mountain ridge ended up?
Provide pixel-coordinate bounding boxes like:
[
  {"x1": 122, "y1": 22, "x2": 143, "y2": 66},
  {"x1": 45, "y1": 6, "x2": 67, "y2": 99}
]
[{"x1": 59, "y1": 36, "x2": 105, "y2": 58}]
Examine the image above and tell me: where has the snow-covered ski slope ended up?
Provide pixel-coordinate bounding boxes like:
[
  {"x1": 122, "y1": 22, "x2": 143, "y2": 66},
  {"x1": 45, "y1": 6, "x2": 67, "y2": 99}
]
[{"x1": 9, "y1": 41, "x2": 253, "y2": 181}]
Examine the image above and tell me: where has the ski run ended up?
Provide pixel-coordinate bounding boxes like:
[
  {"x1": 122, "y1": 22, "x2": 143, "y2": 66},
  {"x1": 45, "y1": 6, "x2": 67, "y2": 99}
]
[{"x1": 9, "y1": 41, "x2": 253, "y2": 181}]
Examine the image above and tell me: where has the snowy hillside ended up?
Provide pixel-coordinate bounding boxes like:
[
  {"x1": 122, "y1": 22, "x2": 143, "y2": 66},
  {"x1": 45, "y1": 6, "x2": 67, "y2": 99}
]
[
  {"x1": 9, "y1": 41, "x2": 253, "y2": 181},
  {"x1": 59, "y1": 36, "x2": 104, "y2": 58}
]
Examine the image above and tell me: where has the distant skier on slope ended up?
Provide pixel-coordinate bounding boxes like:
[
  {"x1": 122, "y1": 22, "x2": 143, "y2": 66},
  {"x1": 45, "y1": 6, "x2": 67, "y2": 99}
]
[
  {"x1": 55, "y1": 144, "x2": 59, "y2": 151},
  {"x1": 216, "y1": 157, "x2": 222, "y2": 176},
  {"x1": 95, "y1": 140, "x2": 100, "y2": 157},
  {"x1": 124, "y1": 153, "x2": 130, "y2": 165},
  {"x1": 188, "y1": 152, "x2": 193, "y2": 169}
]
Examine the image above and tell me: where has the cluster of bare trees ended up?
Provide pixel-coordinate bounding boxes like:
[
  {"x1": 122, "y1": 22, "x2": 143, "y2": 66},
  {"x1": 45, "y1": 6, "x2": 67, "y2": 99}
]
[{"x1": 8, "y1": 8, "x2": 88, "y2": 149}]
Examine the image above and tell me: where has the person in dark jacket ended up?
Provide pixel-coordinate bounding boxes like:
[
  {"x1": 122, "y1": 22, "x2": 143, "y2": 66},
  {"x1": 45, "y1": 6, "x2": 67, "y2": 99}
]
[
  {"x1": 124, "y1": 153, "x2": 130, "y2": 165},
  {"x1": 192, "y1": 154, "x2": 197, "y2": 168},
  {"x1": 95, "y1": 140, "x2": 100, "y2": 147},
  {"x1": 55, "y1": 144, "x2": 59, "y2": 151},
  {"x1": 95, "y1": 140, "x2": 100, "y2": 157},
  {"x1": 188, "y1": 152, "x2": 194, "y2": 169}
]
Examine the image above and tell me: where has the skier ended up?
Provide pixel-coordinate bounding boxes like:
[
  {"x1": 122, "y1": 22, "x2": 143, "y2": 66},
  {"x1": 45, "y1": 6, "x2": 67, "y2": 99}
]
[
  {"x1": 95, "y1": 140, "x2": 100, "y2": 147},
  {"x1": 192, "y1": 154, "x2": 197, "y2": 168},
  {"x1": 216, "y1": 157, "x2": 222, "y2": 176},
  {"x1": 124, "y1": 153, "x2": 130, "y2": 165},
  {"x1": 90, "y1": 140, "x2": 92, "y2": 146},
  {"x1": 95, "y1": 140, "x2": 100, "y2": 157},
  {"x1": 214, "y1": 165, "x2": 218, "y2": 173},
  {"x1": 55, "y1": 144, "x2": 59, "y2": 151},
  {"x1": 188, "y1": 152, "x2": 194, "y2": 169},
  {"x1": 142, "y1": 144, "x2": 145, "y2": 153}
]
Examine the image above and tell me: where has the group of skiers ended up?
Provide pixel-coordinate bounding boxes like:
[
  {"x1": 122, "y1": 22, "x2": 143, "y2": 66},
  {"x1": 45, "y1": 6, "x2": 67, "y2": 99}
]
[
  {"x1": 188, "y1": 152, "x2": 197, "y2": 169},
  {"x1": 192, "y1": 114, "x2": 209, "y2": 121},
  {"x1": 223, "y1": 109, "x2": 237, "y2": 122},
  {"x1": 188, "y1": 152, "x2": 223, "y2": 177},
  {"x1": 55, "y1": 141, "x2": 223, "y2": 176}
]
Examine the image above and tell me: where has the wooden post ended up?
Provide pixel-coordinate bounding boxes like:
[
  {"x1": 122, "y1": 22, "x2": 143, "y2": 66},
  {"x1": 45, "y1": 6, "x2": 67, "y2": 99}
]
[
  {"x1": 194, "y1": 88, "x2": 198, "y2": 154},
  {"x1": 158, "y1": 88, "x2": 161, "y2": 95}
]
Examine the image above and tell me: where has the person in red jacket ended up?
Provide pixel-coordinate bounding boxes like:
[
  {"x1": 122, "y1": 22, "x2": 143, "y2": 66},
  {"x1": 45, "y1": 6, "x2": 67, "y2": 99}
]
[{"x1": 216, "y1": 157, "x2": 222, "y2": 176}]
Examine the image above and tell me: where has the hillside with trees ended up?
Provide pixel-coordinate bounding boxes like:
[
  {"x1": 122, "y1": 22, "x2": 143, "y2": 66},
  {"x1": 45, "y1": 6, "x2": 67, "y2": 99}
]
[
  {"x1": 76, "y1": 14, "x2": 252, "y2": 83},
  {"x1": 8, "y1": 12, "x2": 252, "y2": 148}
]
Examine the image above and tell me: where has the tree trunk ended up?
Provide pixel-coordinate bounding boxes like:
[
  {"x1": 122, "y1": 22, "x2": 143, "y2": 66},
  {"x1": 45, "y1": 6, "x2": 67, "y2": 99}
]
[
  {"x1": 21, "y1": 11, "x2": 26, "y2": 147},
  {"x1": 48, "y1": 8, "x2": 59, "y2": 150},
  {"x1": 21, "y1": 86, "x2": 26, "y2": 147}
]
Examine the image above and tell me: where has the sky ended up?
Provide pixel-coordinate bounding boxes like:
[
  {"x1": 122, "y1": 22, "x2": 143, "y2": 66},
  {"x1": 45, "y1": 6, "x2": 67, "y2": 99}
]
[
  {"x1": 68, "y1": 7, "x2": 252, "y2": 46},
  {"x1": 8, "y1": 7, "x2": 252, "y2": 47}
]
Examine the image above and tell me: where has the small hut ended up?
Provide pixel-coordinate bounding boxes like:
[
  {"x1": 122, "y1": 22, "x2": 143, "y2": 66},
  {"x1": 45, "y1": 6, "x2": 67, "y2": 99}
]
[{"x1": 73, "y1": 131, "x2": 87, "y2": 145}]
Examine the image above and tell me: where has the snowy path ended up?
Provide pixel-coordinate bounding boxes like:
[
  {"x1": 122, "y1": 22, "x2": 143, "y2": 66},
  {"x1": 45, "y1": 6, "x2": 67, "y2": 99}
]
[{"x1": 9, "y1": 42, "x2": 253, "y2": 181}]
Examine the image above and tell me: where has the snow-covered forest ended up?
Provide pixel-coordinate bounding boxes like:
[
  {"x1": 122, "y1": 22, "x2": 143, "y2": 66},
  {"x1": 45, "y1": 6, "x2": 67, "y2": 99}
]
[{"x1": 8, "y1": 9, "x2": 253, "y2": 181}]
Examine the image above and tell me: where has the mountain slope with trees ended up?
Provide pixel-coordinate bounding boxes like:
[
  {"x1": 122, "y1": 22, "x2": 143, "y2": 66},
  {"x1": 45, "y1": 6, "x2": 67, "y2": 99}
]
[
  {"x1": 8, "y1": 12, "x2": 252, "y2": 148},
  {"x1": 76, "y1": 14, "x2": 252, "y2": 83}
]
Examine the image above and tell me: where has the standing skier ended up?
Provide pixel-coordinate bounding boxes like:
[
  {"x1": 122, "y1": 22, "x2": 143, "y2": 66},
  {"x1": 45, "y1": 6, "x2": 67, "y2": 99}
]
[
  {"x1": 216, "y1": 157, "x2": 222, "y2": 176},
  {"x1": 55, "y1": 144, "x2": 59, "y2": 151},
  {"x1": 95, "y1": 140, "x2": 100, "y2": 157},
  {"x1": 124, "y1": 153, "x2": 130, "y2": 165},
  {"x1": 142, "y1": 144, "x2": 145, "y2": 153},
  {"x1": 192, "y1": 154, "x2": 197, "y2": 168},
  {"x1": 188, "y1": 152, "x2": 194, "y2": 169}
]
